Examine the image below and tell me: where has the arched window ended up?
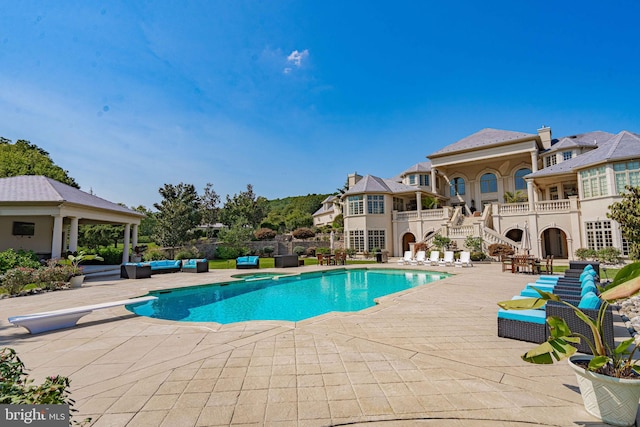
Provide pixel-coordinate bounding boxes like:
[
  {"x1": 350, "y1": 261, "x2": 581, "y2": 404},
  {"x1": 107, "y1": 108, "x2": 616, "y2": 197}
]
[
  {"x1": 515, "y1": 168, "x2": 531, "y2": 190},
  {"x1": 480, "y1": 173, "x2": 497, "y2": 193},
  {"x1": 450, "y1": 177, "x2": 465, "y2": 196}
]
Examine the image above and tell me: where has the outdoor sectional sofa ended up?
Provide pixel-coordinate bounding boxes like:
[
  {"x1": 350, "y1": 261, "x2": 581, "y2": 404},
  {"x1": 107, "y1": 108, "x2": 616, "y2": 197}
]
[
  {"x1": 120, "y1": 259, "x2": 183, "y2": 278},
  {"x1": 236, "y1": 256, "x2": 260, "y2": 269},
  {"x1": 497, "y1": 264, "x2": 614, "y2": 355},
  {"x1": 182, "y1": 258, "x2": 209, "y2": 273}
]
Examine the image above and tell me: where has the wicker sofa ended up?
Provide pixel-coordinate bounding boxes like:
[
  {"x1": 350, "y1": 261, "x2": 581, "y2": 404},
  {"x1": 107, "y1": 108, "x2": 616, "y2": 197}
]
[
  {"x1": 236, "y1": 256, "x2": 260, "y2": 269},
  {"x1": 182, "y1": 258, "x2": 209, "y2": 273}
]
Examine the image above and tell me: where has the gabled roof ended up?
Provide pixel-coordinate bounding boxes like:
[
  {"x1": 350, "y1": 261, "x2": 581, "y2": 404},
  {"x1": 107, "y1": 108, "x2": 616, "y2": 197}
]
[
  {"x1": 0, "y1": 175, "x2": 142, "y2": 216},
  {"x1": 528, "y1": 131, "x2": 640, "y2": 178},
  {"x1": 546, "y1": 131, "x2": 613, "y2": 153},
  {"x1": 343, "y1": 175, "x2": 419, "y2": 196},
  {"x1": 428, "y1": 128, "x2": 536, "y2": 157}
]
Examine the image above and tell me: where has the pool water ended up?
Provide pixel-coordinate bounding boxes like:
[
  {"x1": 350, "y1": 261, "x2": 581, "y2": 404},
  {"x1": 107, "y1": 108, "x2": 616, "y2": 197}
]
[{"x1": 127, "y1": 269, "x2": 449, "y2": 323}]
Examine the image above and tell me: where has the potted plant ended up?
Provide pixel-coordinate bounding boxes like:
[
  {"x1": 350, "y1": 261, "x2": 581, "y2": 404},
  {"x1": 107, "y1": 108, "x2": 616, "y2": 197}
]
[
  {"x1": 498, "y1": 263, "x2": 640, "y2": 426},
  {"x1": 61, "y1": 251, "x2": 104, "y2": 288}
]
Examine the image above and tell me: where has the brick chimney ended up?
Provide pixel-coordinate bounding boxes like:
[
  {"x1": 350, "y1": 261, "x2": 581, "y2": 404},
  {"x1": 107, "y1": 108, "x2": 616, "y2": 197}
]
[{"x1": 537, "y1": 126, "x2": 552, "y2": 150}]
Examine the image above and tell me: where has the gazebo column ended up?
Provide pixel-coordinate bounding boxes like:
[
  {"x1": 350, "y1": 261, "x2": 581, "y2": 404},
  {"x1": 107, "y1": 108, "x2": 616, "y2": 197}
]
[
  {"x1": 51, "y1": 215, "x2": 64, "y2": 259},
  {"x1": 122, "y1": 224, "x2": 131, "y2": 263},
  {"x1": 68, "y1": 217, "x2": 79, "y2": 253},
  {"x1": 132, "y1": 224, "x2": 139, "y2": 250}
]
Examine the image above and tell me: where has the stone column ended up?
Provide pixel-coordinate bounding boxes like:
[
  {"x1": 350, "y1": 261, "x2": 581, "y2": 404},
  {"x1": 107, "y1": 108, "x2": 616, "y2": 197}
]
[
  {"x1": 530, "y1": 151, "x2": 539, "y2": 173},
  {"x1": 122, "y1": 224, "x2": 131, "y2": 263},
  {"x1": 431, "y1": 168, "x2": 437, "y2": 194},
  {"x1": 51, "y1": 215, "x2": 64, "y2": 259},
  {"x1": 527, "y1": 180, "x2": 535, "y2": 211},
  {"x1": 132, "y1": 224, "x2": 139, "y2": 250},
  {"x1": 68, "y1": 217, "x2": 79, "y2": 253}
]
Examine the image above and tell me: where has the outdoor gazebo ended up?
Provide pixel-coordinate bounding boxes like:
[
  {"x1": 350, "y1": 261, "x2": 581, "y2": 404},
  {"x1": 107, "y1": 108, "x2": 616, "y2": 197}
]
[{"x1": 0, "y1": 175, "x2": 144, "y2": 262}]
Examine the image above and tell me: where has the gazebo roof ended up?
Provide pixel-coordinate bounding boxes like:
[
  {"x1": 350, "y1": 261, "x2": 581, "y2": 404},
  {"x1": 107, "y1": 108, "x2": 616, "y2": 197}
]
[{"x1": 0, "y1": 175, "x2": 143, "y2": 217}]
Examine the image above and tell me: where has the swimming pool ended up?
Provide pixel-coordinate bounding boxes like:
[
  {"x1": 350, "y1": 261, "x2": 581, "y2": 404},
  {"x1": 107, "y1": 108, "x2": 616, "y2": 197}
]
[{"x1": 127, "y1": 268, "x2": 450, "y2": 323}]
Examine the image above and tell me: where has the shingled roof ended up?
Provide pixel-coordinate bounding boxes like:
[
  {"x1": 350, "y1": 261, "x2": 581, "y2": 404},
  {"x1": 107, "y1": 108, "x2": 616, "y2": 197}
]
[
  {"x1": 400, "y1": 161, "x2": 432, "y2": 176},
  {"x1": 529, "y1": 131, "x2": 640, "y2": 178},
  {"x1": 343, "y1": 175, "x2": 419, "y2": 196},
  {"x1": 546, "y1": 131, "x2": 613, "y2": 153},
  {"x1": 428, "y1": 128, "x2": 536, "y2": 157},
  {"x1": 0, "y1": 175, "x2": 142, "y2": 216}
]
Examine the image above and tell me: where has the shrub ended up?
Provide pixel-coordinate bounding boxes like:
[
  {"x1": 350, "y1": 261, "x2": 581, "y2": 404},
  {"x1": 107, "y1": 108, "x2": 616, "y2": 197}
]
[
  {"x1": 143, "y1": 247, "x2": 168, "y2": 261},
  {"x1": 36, "y1": 262, "x2": 73, "y2": 290},
  {"x1": 0, "y1": 249, "x2": 41, "y2": 274},
  {"x1": 432, "y1": 234, "x2": 451, "y2": 251},
  {"x1": 345, "y1": 248, "x2": 356, "y2": 258},
  {"x1": 96, "y1": 247, "x2": 123, "y2": 265},
  {"x1": 292, "y1": 227, "x2": 315, "y2": 240},
  {"x1": 0, "y1": 348, "x2": 88, "y2": 424},
  {"x1": 470, "y1": 251, "x2": 487, "y2": 261},
  {"x1": 293, "y1": 246, "x2": 306, "y2": 256},
  {"x1": 175, "y1": 247, "x2": 200, "y2": 260},
  {"x1": 254, "y1": 228, "x2": 276, "y2": 241},
  {"x1": 315, "y1": 247, "x2": 330, "y2": 255},
  {"x1": 262, "y1": 246, "x2": 275, "y2": 256},
  {"x1": 414, "y1": 242, "x2": 427, "y2": 253},
  {"x1": 1, "y1": 267, "x2": 36, "y2": 295},
  {"x1": 215, "y1": 245, "x2": 244, "y2": 260},
  {"x1": 598, "y1": 247, "x2": 621, "y2": 264},
  {"x1": 575, "y1": 247, "x2": 597, "y2": 261},
  {"x1": 464, "y1": 236, "x2": 483, "y2": 252},
  {"x1": 305, "y1": 247, "x2": 316, "y2": 257},
  {"x1": 487, "y1": 243, "x2": 515, "y2": 257}
]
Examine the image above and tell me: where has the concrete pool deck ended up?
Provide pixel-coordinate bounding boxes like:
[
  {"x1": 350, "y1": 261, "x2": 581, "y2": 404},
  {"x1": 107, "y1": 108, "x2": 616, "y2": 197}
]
[{"x1": 0, "y1": 262, "x2": 629, "y2": 426}]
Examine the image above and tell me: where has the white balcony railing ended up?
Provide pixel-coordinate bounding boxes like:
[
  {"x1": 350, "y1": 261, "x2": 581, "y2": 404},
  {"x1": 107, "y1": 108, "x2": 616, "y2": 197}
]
[
  {"x1": 498, "y1": 203, "x2": 529, "y2": 214},
  {"x1": 535, "y1": 200, "x2": 571, "y2": 211}
]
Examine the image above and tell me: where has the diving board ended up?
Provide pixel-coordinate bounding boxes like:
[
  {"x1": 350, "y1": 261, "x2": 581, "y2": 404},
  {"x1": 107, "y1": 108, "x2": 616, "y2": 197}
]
[{"x1": 8, "y1": 296, "x2": 157, "y2": 334}]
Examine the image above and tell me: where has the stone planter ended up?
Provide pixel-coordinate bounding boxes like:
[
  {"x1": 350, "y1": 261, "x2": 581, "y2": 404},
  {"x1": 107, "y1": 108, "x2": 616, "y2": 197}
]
[
  {"x1": 69, "y1": 275, "x2": 85, "y2": 288},
  {"x1": 569, "y1": 355, "x2": 640, "y2": 426}
]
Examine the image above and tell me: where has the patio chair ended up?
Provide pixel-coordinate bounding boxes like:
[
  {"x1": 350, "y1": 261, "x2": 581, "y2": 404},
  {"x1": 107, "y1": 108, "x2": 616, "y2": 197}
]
[
  {"x1": 439, "y1": 251, "x2": 454, "y2": 266},
  {"x1": 410, "y1": 251, "x2": 426, "y2": 265},
  {"x1": 428, "y1": 251, "x2": 440, "y2": 266},
  {"x1": 454, "y1": 251, "x2": 472, "y2": 267},
  {"x1": 397, "y1": 251, "x2": 413, "y2": 265}
]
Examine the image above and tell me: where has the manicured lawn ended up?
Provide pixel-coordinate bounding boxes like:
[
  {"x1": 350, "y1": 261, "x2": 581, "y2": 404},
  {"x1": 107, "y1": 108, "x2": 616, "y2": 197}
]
[{"x1": 208, "y1": 257, "x2": 376, "y2": 269}]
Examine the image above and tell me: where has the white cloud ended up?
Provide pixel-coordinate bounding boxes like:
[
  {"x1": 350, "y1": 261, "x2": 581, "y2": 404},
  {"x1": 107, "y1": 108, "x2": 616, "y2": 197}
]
[{"x1": 286, "y1": 49, "x2": 309, "y2": 67}]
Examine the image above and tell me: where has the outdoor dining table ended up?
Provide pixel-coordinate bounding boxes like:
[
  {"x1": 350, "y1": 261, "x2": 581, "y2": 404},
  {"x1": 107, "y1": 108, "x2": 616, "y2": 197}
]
[{"x1": 509, "y1": 255, "x2": 541, "y2": 274}]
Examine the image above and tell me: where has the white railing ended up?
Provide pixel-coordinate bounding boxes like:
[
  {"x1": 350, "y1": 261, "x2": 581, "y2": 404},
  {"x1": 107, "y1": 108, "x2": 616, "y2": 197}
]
[
  {"x1": 535, "y1": 200, "x2": 571, "y2": 212},
  {"x1": 481, "y1": 226, "x2": 519, "y2": 251},
  {"x1": 449, "y1": 225, "x2": 474, "y2": 237},
  {"x1": 499, "y1": 203, "x2": 529, "y2": 214},
  {"x1": 395, "y1": 211, "x2": 419, "y2": 221},
  {"x1": 421, "y1": 208, "x2": 445, "y2": 219}
]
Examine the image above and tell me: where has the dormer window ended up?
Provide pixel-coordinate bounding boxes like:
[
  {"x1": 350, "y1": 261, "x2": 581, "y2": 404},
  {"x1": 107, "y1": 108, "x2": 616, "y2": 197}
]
[
  {"x1": 545, "y1": 155, "x2": 557, "y2": 168},
  {"x1": 563, "y1": 151, "x2": 573, "y2": 161},
  {"x1": 408, "y1": 175, "x2": 416, "y2": 185}
]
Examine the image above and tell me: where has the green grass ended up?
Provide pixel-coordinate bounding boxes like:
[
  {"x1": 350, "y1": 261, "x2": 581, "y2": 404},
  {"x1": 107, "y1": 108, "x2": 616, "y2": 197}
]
[{"x1": 208, "y1": 257, "x2": 376, "y2": 269}]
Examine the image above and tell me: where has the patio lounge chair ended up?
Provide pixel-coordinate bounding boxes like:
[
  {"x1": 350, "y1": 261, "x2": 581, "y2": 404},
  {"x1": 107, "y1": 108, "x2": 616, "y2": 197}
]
[
  {"x1": 439, "y1": 251, "x2": 454, "y2": 266},
  {"x1": 410, "y1": 251, "x2": 426, "y2": 265},
  {"x1": 454, "y1": 251, "x2": 472, "y2": 267},
  {"x1": 397, "y1": 251, "x2": 413, "y2": 265},
  {"x1": 428, "y1": 251, "x2": 440, "y2": 266}
]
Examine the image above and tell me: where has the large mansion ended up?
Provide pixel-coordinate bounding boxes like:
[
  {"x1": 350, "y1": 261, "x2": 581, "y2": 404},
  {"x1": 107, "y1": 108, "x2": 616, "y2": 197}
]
[{"x1": 314, "y1": 126, "x2": 640, "y2": 259}]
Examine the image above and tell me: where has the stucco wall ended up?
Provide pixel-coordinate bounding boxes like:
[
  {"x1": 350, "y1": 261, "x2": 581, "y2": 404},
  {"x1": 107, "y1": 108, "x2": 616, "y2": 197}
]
[{"x1": 0, "y1": 216, "x2": 53, "y2": 255}]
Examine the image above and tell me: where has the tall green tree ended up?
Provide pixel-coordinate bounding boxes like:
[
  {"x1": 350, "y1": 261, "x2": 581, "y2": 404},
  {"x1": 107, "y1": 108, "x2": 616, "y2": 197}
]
[
  {"x1": 608, "y1": 185, "x2": 640, "y2": 260},
  {"x1": 153, "y1": 183, "x2": 202, "y2": 254},
  {"x1": 219, "y1": 184, "x2": 268, "y2": 229},
  {"x1": 0, "y1": 137, "x2": 79, "y2": 187},
  {"x1": 200, "y1": 182, "x2": 220, "y2": 237},
  {"x1": 132, "y1": 205, "x2": 157, "y2": 240},
  {"x1": 78, "y1": 224, "x2": 123, "y2": 250}
]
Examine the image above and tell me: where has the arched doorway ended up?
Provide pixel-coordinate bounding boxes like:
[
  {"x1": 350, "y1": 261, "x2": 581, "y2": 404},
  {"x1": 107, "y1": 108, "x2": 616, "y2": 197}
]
[
  {"x1": 542, "y1": 228, "x2": 568, "y2": 258},
  {"x1": 505, "y1": 228, "x2": 523, "y2": 243},
  {"x1": 402, "y1": 233, "x2": 416, "y2": 253}
]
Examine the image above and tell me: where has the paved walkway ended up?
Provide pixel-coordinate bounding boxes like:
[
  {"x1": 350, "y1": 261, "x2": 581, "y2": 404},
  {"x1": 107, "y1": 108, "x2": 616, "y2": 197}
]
[{"x1": 0, "y1": 262, "x2": 629, "y2": 426}]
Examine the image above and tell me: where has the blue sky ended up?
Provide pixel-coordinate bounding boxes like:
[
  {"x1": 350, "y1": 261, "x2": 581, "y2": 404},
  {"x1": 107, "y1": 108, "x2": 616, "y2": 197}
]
[{"x1": 1, "y1": 1, "x2": 639, "y2": 209}]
